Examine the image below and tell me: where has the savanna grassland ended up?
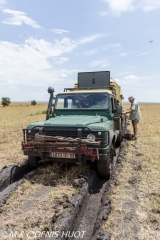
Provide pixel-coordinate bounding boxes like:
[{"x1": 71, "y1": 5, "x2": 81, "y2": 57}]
[
  {"x1": 0, "y1": 102, "x2": 47, "y2": 169},
  {"x1": 104, "y1": 103, "x2": 160, "y2": 240},
  {"x1": 0, "y1": 102, "x2": 160, "y2": 239}
]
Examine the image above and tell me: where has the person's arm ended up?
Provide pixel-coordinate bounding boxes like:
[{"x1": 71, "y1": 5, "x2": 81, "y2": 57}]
[
  {"x1": 124, "y1": 102, "x2": 135, "y2": 114},
  {"x1": 124, "y1": 110, "x2": 133, "y2": 114}
]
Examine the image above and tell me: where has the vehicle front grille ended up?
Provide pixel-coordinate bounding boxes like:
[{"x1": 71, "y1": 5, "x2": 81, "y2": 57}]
[
  {"x1": 43, "y1": 130, "x2": 77, "y2": 138},
  {"x1": 23, "y1": 127, "x2": 103, "y2": 143},
  {"x1": 43, "y1": 127, "x2": 101, "y2": 140}
]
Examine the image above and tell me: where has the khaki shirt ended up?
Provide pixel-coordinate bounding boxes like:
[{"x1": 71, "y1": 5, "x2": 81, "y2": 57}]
[{"x1": 129, "y1": 101, "x2": 142, "y2": 120}]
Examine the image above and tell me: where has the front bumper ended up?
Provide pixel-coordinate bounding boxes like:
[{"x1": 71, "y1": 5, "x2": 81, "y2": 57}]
[
  {"x1": 22, "y1": 140, "x2": 109, "y2": 162},
  {"x1": 22, "y1": 128, "x2": 109, "y2": 162}
]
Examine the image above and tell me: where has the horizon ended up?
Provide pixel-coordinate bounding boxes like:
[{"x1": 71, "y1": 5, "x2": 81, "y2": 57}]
[{"x1": 1, "y1": 101, "x2": 160, "y2": 104}]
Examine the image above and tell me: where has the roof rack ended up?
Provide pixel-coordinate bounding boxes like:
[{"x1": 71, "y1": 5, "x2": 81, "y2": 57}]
[{"x1": 64, "y1": 86, "x2": 116, "y2": 96}]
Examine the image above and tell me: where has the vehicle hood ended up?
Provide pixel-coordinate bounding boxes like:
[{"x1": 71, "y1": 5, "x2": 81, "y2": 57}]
[
  {"x1": 27, "y1": 115, "x2": 111, "y2": 130},
  {"x1": 44, "y1": 115, "x2": 108, "y2": 127}
]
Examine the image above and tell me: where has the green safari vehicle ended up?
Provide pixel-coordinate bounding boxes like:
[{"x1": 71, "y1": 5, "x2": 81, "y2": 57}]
[{"x1": 22, "y1": 71, "x2": 124, "y2": 179}]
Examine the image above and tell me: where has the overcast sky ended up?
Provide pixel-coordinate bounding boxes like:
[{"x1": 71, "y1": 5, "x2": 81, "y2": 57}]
[{"x1": 0, "y1": 0, "x2": 160, "y2": 102}]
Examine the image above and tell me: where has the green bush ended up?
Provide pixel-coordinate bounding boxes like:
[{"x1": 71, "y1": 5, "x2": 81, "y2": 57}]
[
  {"x1": 1, "y1": 97, "x2": 11, "y2": 107},
  {"x1": 31, "y1": 100, "x2": 37, "y2": 106}
]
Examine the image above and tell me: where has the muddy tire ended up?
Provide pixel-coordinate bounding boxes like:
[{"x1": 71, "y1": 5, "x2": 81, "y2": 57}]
[
  {"x1": 97, "y1": 159, "x2": 110, "y2": 179},
  {"x1": 28, "y1": 156, "x2": 39, "y2": 169},
  {"x1": 121, "y1": 114, "x2": 127, "y2": 129},
  {"x1": 97, "y1": 147, "x2": 115, "y2": 179},
  {"x1": 115, "y1": 133, "x2": 123, "y2": 148}
]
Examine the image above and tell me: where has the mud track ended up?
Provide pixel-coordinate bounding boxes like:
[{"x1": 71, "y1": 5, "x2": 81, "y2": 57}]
[
  {"x1": 0, "y1": 139, "x2": 128, "y2": 240},
  {"x1": 49, "y1": 147, "x2": 128, "y2": 240},
  {"x1": 0, "y1": 162, "x2": 35, "y2": 212}
]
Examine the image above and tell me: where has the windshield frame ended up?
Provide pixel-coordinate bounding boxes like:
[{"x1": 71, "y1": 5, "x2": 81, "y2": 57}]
[{"x1": 54, "y1": 92, "x2": 110, "y2": 110}]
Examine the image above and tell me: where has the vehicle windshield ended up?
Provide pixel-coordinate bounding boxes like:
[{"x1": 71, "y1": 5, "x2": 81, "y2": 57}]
[{"x1": 55, "y1": 93, "x2": 109, "y2": 109}]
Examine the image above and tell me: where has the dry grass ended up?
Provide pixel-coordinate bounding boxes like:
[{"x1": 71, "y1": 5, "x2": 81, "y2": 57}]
[
  {"x1": 104, "y1": 104, "x2": 160, "y2": 240},
  {"x1": 0, "y1": 102, "x2": 47, "y2": 169}
]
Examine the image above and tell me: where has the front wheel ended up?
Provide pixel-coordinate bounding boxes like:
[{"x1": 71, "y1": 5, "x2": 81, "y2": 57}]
[
  {"x1": 28, "y1": 156, "x2": 39, "y2": 169},
  {"x1": 97, "y1": 159, "x2": 110, "y2": 179},
  {"x1": 97, "y1": 150, "x2": 114, "y2": 179},
  {"x1": 115, "y1": 132, "x2": 123, "y2": 148}
]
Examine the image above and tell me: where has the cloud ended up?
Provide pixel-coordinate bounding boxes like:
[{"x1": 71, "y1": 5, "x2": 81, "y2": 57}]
[
  {"x1": 102, "y1": 0, "x2": 160, "y2": 14},
  {"x1": 0, "y1": 38, "x2": 76, "y2": 88},
  {"x1": 102, "y1": 0, "x2": 135, "y2": 14},
  {"x1": 88, "y1": 59, "x2": 110, "y2": 68},
  {"x1": 124, "y1": 74, "x2": 139, "y2": 80},
  {"x1": 121, "y1": 74, "x2": 150, "y2": 89},
  {"x1": 81, "y1": 43, "x2": 120, "y2": 56},
  {"x1": 3, "y1": 9, "x2": 41, "y2": 28},
  {"x1": 140, "y1": 0, "x2": 160, "y2": 12},
  {"x1": 51, "y1": 29, "x2": 70, "y2": 35},
  {"x1": 83, "y1": 48, "x2": 98, "y2": 55},
  {"x1": 79, "y1": 34, "x2": 106, "y2": 44},
  {"x1": 0, "y1": 33, "x2": 106, "y2": 89},
  {"x1": 120, "y1": 74, "x2": 143, "y2": 89},
  {"x1": 25, "y1": 37, "x2": 77, "y2": 57},
  {"x1": 0, "y1": 0, "x2": 6, "y2": 6},
  {"x1": 113, "y1": 78, "x2": 120, "y2": 83},
  {"x1": 123, "y1": 74, "x2": 157, "y2": 85},
  {"x1": 103, "y1": 43, "x2": 121, "y2": 51},
  {"x1": 119, "y1": 51, "x2": 134, "y2": 57},
  {"x1": 119, "y1": 52, "x2": 129, "y2": 57},
  {"x1": 120, "y1": 74, "x2": 144, "y2": 94},
  {"x1": 53, "y1": 57, "x2": 68, "y2": 64},
  {"x1": 136, "y1": 52, "x2": 149, "y2": 56},
  {"x1": 10, "y1": 86, "x2": 18, "y2": 89}
]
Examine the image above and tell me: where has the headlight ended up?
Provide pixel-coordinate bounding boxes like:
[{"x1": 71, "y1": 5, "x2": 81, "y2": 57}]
[{"x1": 87, "y1": 133, "x2": 96, "y2": 141}]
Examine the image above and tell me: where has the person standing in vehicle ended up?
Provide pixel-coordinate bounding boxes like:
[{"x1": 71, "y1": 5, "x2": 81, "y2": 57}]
[{"x1": 124, "y1": 96, "x2": 142, "y2": 140}]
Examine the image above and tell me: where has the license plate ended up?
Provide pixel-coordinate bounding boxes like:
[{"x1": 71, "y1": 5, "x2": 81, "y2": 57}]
[{"x1": 52, "y1": 152, "x2": 75, "y2": 159}]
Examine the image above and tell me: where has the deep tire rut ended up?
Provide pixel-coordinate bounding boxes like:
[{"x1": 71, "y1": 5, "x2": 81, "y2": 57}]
[
  {"x1": 71, "y1": 175, "x2": 107, "y2": 240},
  {"x1": 51, "y1": 141, "x2": 128, "y2": 240},
  {"x1": 54, "y1": 149, "x2": 120, "y2": 240},
  {"x1": 0, "y1": 161, "x2": 34, "y2": 212}
]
